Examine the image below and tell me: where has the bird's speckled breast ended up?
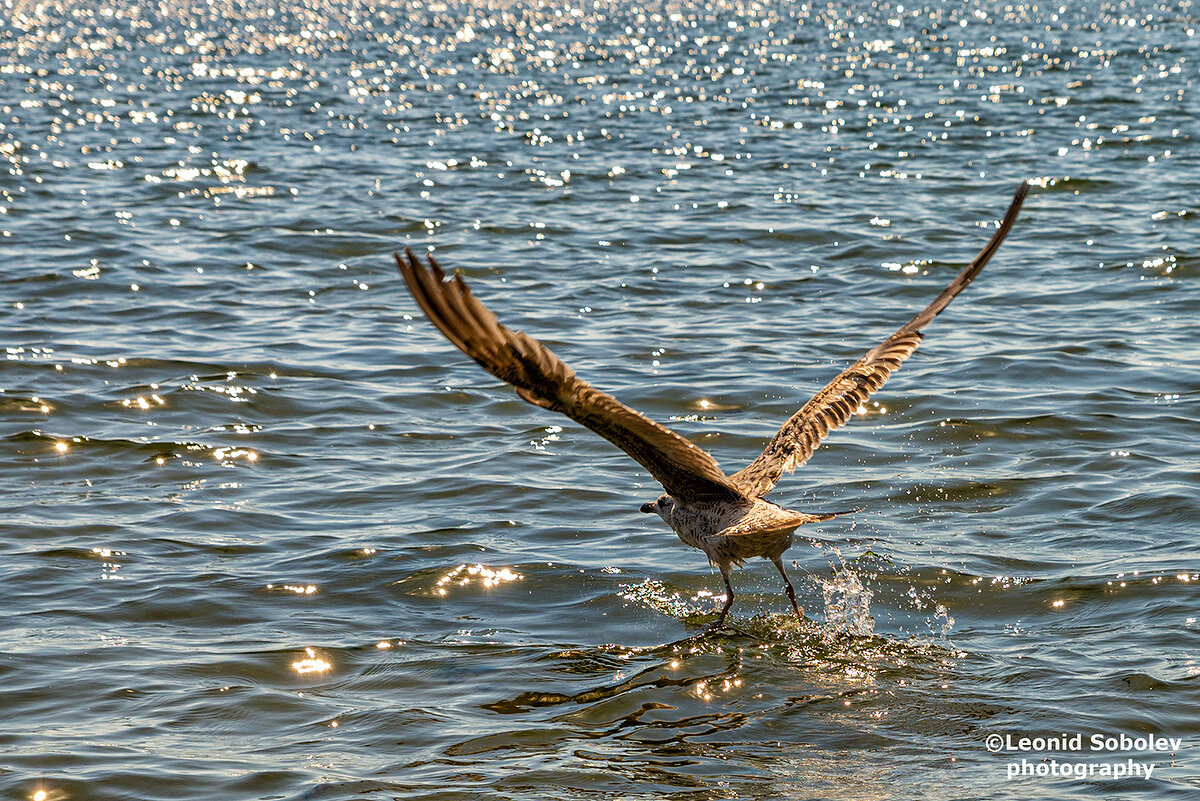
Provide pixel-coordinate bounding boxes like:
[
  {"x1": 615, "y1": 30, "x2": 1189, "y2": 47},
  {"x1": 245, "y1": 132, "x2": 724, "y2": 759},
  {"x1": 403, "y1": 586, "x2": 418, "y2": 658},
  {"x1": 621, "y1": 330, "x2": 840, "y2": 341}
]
[
  {"x1": 667, "y1": 502, "x2": 746, "y2": 551},
  {"x1": 667, "y1": 499, "x2": 812, "y2": 567}
]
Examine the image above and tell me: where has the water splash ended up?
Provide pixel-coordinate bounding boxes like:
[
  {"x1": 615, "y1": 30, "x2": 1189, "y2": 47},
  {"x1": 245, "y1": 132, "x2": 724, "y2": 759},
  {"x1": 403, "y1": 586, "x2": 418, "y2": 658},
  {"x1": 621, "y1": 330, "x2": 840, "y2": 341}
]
[
  {"x1": 621, "y1": 578, "x2": 722, "y2": 621},
  {"x1": 819, "y1": 566, "x2": 876, "y2": 637},
  {"x1": 929, "y1": 603, "x2": 956, "y2": 638}
]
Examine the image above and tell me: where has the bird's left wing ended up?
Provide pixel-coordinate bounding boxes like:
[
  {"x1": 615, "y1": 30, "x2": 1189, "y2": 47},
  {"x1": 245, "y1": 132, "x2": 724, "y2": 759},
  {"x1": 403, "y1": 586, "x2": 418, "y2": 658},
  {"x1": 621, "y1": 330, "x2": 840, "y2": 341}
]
[
  {"x1": 396, "y1": 248, "x2": 747, "y2": 504},
  {"x1": 729, "y1": 181, "x2": 1029, "y2": 498}
]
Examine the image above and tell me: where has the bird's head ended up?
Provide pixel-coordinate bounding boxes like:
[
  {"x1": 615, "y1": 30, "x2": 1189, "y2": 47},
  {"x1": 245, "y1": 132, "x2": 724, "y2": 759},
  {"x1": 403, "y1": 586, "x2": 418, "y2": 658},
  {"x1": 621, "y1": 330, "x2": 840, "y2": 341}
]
[{"x1": 639, "y1": 494, "x2": 674, "y2": 520}]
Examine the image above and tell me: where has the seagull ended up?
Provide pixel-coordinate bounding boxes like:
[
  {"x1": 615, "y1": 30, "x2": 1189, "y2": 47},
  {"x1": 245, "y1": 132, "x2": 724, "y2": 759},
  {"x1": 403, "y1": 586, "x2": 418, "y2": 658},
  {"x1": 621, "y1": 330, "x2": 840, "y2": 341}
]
[{"x1": 396, "y1": 182, "x2": 1028, "y2": 631}]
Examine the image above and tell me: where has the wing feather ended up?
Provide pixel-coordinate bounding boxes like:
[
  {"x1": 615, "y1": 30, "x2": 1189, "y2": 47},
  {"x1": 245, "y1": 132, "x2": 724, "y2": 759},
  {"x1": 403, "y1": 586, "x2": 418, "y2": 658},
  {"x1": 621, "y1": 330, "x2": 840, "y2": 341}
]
[
  {"x1": 729, "y1": 182, "x2": 1029, "y2": 497},
  {"x1": 397, "y1": 249, "x2": 747, "y2": 504}
]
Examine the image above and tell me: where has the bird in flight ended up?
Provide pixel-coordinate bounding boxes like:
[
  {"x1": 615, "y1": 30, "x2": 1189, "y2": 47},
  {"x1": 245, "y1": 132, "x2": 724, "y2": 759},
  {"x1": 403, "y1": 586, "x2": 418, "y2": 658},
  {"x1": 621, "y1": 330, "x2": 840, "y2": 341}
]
[{"x1": 396, "y1": 182, "x2": 1028, "y2": 631}]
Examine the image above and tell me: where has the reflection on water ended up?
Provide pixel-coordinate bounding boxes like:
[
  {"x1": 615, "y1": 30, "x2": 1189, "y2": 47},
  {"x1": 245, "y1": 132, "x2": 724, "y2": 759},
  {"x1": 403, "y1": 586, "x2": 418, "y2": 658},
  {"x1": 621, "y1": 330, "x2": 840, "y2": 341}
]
[
  {"x1": 456, "y1": 613, "x2": 976, "y2": 799},
  {"x1": 291, "y1": 647, "x2": 332, "y2": 675},
  {"x1": 621, "y1": 577, "x2": 727, "y2": 624},
  {"x1": 435, "y1": 563, "x2": 524, "y2": 596}
]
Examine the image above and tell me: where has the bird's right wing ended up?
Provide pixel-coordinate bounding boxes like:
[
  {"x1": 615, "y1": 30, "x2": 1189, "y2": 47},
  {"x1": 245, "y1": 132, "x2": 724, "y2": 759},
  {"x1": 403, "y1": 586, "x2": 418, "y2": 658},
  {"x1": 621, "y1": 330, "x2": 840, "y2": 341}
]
[
  {"x1": 729, "y1": 182, "x2": 1029, "y2": 498},
  {"x1": 397, "y1": 248, "x2": 747, "y2": 504}
]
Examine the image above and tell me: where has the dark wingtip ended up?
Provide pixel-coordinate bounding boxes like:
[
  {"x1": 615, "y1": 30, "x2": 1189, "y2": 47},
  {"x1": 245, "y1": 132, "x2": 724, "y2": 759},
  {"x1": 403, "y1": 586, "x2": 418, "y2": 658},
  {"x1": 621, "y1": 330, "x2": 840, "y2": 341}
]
[
  {"x1": 395, "y1": 247, "x2": 423, "y2": 274},
  {"x1": 815, "y1": 506, "x2": 865, "y2": 521},
  {"x1": 884, "y1": 182, "x2": 1028, "y2": 343},
  {"x1": 396, "y1": 247, "x2": 452, "y2": 286},
  {"x1": 1009, "y1": 179, "x2": 1030, "y2": 212},
  {"x1": 996, "y1": 180, "x2": 1030, "y2": 235},
  {"x1": 426, "y1": 251, "x2": 449, "y2": 282}
]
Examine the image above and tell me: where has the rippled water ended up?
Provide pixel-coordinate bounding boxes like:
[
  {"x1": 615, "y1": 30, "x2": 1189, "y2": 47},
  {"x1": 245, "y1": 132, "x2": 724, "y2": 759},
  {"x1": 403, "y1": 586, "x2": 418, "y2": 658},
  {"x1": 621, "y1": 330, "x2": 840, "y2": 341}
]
[{"x1": 3, "y1": 0, "x2": 1198, "y2": 798}]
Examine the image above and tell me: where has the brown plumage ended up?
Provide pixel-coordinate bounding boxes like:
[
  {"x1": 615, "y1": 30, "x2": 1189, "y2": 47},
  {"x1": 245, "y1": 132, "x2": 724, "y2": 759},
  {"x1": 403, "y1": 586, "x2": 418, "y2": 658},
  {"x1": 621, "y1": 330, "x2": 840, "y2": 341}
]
[{"x1": 396, "y1": 182, "x2": 1029, "y2": 631}]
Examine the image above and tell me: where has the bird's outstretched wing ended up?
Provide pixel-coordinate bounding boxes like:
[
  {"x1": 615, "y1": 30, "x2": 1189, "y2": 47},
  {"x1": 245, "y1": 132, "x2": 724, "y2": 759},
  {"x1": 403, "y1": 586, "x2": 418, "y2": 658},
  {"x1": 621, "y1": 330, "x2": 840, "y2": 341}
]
[
  {"x1": 397, "y1": 248, "x2": 747, "y2": 504},
  {"x1": 729, "y1": 182, "x2": 1029, "y2": 498}
]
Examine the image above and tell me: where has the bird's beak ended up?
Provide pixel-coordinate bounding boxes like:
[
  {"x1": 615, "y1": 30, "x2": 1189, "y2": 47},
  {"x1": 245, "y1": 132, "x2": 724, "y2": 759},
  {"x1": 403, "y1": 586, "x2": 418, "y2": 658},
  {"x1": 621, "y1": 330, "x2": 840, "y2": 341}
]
[{"x1": 639, "y1": 502, "x2": 655, "y2": 514}]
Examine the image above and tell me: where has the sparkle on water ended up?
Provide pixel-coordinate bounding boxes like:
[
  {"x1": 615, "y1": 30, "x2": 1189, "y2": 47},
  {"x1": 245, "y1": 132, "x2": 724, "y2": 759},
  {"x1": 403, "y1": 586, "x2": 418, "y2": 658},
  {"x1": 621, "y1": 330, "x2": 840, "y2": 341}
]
[
  {"x1": 291, "y1": 647, "x2": 332, "y2": 675},
  {"x1": 434, "y1": 563, "x2": 524, "y2": 596}
]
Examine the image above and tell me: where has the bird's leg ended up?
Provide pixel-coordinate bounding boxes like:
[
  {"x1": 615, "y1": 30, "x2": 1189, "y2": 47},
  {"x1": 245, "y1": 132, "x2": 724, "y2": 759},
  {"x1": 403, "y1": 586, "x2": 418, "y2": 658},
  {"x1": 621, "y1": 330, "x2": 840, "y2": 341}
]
[
  {"x1": 703, "y1": 567, "x2": 736, "y2": 634},
  {"x1": 772, "y1": 558, "x2": 805, "y2": 621}
]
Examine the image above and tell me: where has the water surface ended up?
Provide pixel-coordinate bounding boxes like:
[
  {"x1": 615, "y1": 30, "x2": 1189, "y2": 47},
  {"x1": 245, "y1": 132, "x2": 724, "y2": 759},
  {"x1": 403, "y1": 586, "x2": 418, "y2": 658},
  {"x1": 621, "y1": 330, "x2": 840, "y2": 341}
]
[{"x1": 2, "y1": 0, "x2": 1199, "y2": 798}]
